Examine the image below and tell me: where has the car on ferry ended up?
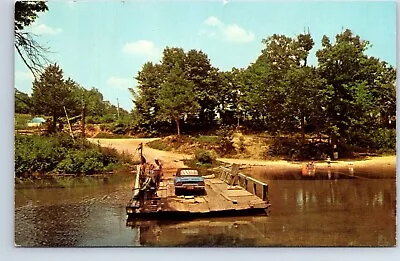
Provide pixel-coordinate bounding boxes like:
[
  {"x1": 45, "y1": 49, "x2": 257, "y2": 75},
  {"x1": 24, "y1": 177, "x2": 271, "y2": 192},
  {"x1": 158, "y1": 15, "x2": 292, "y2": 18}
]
[{"x1": 174, "y1": 168, "x2": 205, "y2": 195}]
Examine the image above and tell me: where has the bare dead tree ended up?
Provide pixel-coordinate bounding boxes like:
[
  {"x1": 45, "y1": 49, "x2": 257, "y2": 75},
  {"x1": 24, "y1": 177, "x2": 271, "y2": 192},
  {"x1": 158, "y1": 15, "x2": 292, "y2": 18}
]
[
  {"x1": 15, "y1": 31, "x2": 51, "y2": 79},
  {"x1": 14, "y1": 1, "x2": 50, "y2": 79}
]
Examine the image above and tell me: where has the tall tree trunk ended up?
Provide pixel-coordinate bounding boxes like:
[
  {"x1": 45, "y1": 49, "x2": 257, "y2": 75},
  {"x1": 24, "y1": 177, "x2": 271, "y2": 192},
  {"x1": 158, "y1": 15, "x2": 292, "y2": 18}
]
[
  {"x1": 52, "y1": 112, "x2": 57, "y2": 133},
  {"x1": 301, "y1": 115, "x2": 305, "y2": 144},
  {"x1": 175, "y1": 118, "x2": 180, "y2": 136}
]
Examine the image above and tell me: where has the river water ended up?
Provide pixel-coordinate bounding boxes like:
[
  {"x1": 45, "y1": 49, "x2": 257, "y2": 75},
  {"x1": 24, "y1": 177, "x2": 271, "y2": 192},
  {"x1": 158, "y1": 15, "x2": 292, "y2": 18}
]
[{"x1": 14, "y1": 169, "x2": 396, "y2": 247}]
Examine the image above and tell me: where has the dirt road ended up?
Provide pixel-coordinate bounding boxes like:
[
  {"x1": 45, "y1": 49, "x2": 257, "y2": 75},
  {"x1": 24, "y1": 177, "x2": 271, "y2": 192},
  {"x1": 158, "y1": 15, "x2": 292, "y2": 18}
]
[{"x1": 88, "y1": 138, "x2": 190, "y2": 174}]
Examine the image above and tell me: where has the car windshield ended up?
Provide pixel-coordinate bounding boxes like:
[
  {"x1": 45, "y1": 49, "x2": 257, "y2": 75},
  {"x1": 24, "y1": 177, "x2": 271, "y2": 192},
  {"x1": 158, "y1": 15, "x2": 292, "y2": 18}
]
[{"x1": 178, "y1": 169, "x2": 199, "y2": 176}]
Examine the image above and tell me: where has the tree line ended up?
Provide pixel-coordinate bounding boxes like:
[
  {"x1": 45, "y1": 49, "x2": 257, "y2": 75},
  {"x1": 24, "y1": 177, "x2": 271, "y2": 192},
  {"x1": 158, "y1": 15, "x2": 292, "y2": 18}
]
[
  {"x1": 132, "y1": 29, "x2": 396, "y2": 152},
  {"x1": 14, "y1": 2, "x2": 395, "y2": 154},
  {"x1": 15, "y1": 64, "x2": 130, "y2": 133}
]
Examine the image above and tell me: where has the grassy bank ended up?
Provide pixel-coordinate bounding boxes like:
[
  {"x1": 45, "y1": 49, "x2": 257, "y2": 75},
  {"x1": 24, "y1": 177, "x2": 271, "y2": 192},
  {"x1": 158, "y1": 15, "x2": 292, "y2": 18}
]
[{"x1": 15, "y1": 133, "x2": 135, "y2": 178}]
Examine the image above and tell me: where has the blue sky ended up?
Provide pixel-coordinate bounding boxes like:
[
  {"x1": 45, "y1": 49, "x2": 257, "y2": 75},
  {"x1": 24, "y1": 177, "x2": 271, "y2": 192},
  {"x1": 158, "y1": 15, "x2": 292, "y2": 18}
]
[{"x1": 14, "y1": 0, "x2": 396, "y2": 111}]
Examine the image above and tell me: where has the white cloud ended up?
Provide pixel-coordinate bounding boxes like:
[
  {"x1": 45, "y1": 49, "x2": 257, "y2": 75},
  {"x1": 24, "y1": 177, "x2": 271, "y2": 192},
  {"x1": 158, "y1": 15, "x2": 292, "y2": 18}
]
[
  {"x1": 122, "y1": 40, "x2": 161, "y2": 59},
  {"x1": 204, "y1": 16, "x2": 223, "y2": 27},
  {"x1": 15, "y1": 70, "x2": 34, "y2": 82},
  {"x1": 29, "y1": 22, "x2": 62, "y2": 35},
  {"x1": 201, "y1": 16, "x2": 254, "y2": 43},
  {"x1": 107, "y1": 76, "x2": 135, "y2": 90},
  {"x1": 66, "y1": 1, "x2": 76, "y2": 8},
  {"x1": 224, "y1": 24, "x2": 255, "y2": 43}
]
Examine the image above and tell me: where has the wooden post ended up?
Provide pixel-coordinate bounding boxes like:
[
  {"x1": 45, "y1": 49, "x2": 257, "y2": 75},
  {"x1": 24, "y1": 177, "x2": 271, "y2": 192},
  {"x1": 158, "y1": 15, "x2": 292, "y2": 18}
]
[
  {"x1": 262, "y1": 184, "x2": 268, "y2": 201},
  {"x1": 63, "y1": 106, "x2": 74, "y2": 139},
  {"x1": 244, "y1": 178, "x2": 248, "y2": 190},
  {"x1": 81, "y1": 104, "x2": 86, "y2": 138},
  {"x1": 253, "y1": 182, "x2": 257, "y2": 195},
  {"x1": 132, "y1": 165, "x2": 141, "y2": 199}
]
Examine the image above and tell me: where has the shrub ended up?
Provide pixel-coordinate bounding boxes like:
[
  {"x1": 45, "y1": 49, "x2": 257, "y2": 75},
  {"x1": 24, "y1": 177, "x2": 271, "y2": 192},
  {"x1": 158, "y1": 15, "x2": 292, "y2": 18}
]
[
  {"x1": 101, "y1": 114, "x2": 116, "y2": 123},
  {"x1": 15, "y1": 113, "x2": 32, "y2": 130},
  {"x1": 148, "y1": 140, "x2": 172, "y2": 151},
  {"x1": 15, "y1": 134, "x2": 133, "y2": 177},
  {"x1": 348, "y1": 127, "x2": 396, "y2": 152},
  {"x1": 238, "y1": 135, "x2": 246, "y2": 153},
  {"x1": 216, "y1": 125, "x2": 235, "y2": 155},
  {"x1": 15, "y1": 134, "x2": 67, "y2": 177},
  {"x1": 196, "y1": 135, "x2": 221, "y2": 144},
  {"x1": 56, "y1": 150, "x2": 104, "y2": 175},
  {"x1": 369, "y1": 128, "x2": 396, "y2": 151},
  {"x1": 194, "y1": 149, "x2": 215, "y2": 164}
]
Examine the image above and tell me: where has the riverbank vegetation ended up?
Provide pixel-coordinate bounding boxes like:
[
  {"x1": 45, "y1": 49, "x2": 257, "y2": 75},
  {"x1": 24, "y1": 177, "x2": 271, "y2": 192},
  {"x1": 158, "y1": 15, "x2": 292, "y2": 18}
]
[
  {"x1": 15, "y1": 133, "x2": 134, "y2": 178},
  {"x1": 134, "y1": 29, "x2": 395, "y2": 159}
]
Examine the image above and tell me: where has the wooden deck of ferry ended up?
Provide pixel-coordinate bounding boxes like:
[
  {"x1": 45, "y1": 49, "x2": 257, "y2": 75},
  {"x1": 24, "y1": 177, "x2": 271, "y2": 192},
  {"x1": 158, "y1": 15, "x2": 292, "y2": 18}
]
[{"x1": 126, "y1": 166, "x2": 270, "y2": 219}]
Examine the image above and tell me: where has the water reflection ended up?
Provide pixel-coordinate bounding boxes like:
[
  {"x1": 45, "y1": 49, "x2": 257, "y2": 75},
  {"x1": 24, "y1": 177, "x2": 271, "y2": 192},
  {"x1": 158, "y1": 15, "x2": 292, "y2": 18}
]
[{"x1": 15, "y1": 172, "x2": 396, "y2": 247}]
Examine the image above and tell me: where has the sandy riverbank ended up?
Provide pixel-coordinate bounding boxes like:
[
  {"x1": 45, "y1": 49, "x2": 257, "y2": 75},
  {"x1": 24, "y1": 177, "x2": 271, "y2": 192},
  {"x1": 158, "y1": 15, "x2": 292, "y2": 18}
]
[
  {"x1": 239, "y1": 155, "x2": 396, "y2": 179},
  {"x1": 89, "y1": 138, "x2": 396, "y2": 179}
]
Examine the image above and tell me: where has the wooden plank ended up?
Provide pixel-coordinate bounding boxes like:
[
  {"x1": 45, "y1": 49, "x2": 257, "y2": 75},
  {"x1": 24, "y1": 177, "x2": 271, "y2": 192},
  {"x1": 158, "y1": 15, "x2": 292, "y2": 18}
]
[
  {"x1": 157, "y1": 186, "x2": 167, "y2": 198},
  {"x1": 207, "y1": 177, "x2": 267, "y2": 211},
  {"x1": 167, "y1": 198, "x2": 189, "y2": 212},
  {"x1": 166, "y1": 181, "x2": 175, "y2": 197},
  {"x1": 205, "y1": 183, "x2": 236, "y2": 211},
  {"x1": 224, "y1": 189, "x2": 253, "y2": 197},
  {"x1": 188, "y1": 199, "x2": 210, "y2": 213},
  {"x1": 203, "y1": 184, "x2": 235, "y2": 212},
  {"x1": 209, "y1": 179, "x2": 224, "y2": 184}
]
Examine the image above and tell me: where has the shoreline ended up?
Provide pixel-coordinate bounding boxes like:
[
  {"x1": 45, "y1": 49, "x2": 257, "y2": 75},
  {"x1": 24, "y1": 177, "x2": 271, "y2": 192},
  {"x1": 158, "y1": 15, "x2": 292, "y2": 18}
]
[
  {"x1": 234, "y1": 155, "x2": 396, "y2": 179},
  {"x1": 90, "y1": 138, "x2": 396, "y2": 179}
]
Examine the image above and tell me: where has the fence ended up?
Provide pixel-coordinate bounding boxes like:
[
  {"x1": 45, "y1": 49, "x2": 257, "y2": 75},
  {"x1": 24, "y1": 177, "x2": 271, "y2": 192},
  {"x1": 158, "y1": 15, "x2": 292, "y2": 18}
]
[{"x1": 216, "y1": 166, "x2": 269, "y2": 202}]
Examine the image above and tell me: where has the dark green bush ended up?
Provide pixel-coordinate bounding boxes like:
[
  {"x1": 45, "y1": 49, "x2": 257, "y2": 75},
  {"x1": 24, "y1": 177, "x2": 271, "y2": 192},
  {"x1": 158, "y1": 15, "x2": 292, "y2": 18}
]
[
  {"x1": 194, "y1": 149, "x2": 215, "y2": 164},
  {"x1": 15, "y1": 134, "x2": 132, "y2": 177},
  {"x1": 267, "y1": 137, "x2": 302, "y2": 157},
  {"x1": 216, "y1": 125, "x2": 235, "y2": 155},
  {"x1": 148, "y1": 140, "x2": 172, "y2": 151},
  {"x1": 348, "y1": 127, "x2": 396, "y2": 152},
  {"x1": 238, "y1": 135, "x2": 246, "y2": 153},
  {"x1": 369, "y1": 128, "x2": 396, "y2": 151},
  {"x1": 56, "y1": 150, "x2": 104, "y2": 175},
  {"x1": 196, "y1": 135, "x2": 221, "y2": 144},
  {"x1": 15, "y1": 134, "x2": 67, "y2": 176},
  {"x1": 101, "y1": 114, "x2": 116, "y2": 123}
]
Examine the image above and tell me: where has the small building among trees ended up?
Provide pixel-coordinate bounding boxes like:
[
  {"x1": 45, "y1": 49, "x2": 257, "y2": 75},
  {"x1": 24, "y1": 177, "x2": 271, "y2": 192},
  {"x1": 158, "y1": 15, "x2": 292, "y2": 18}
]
[{"x1": 27, "y1": 117, "x2": 46, "y2": 128}]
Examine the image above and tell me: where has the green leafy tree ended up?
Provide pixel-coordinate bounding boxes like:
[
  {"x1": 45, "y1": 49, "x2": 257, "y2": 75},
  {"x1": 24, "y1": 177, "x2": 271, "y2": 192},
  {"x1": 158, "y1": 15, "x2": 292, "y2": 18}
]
[
  {"x1": 156, "y1": 66, "x2": 200, "y2": 136},
  {"x1": 31, "y1": 64, "x2": 77, "y2": 131},
  {"x1": 15, "y1": 88, "x2": 32, "y2": 114},
  {"x1": 282, "y1": 67, "x2": 326, "y2": 142},
  {"x1": 185, "y1": 49, "x2": 219, "y2": 126},
  {"x1": 316, "y1": 29, "x2": 380, "y2": 144},
  {"x1": 131, "y1": 62, "x2": 164, "y2": 130},
  {"x1": 217, "y1": 68, "x2": 247, "y2": 126}
]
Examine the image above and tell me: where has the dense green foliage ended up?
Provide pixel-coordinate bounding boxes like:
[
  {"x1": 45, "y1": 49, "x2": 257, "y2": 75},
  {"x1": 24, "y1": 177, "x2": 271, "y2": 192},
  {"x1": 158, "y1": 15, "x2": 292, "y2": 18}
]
[
  {"x1": 194, "y1": 149, "x2": 215, "y2": 165},
  {"x1": 15, "y1": 113, "x2": 34, "y2": 130},
  {"x1": 15, "y1": 1, "x2": 48, "y2": 31},
  {"x1": 15, "y1": 134, "x2": 132, "y2": 177},
  {"x1": 133, "y1": 29, "x2": 396, "y2": 155}
]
